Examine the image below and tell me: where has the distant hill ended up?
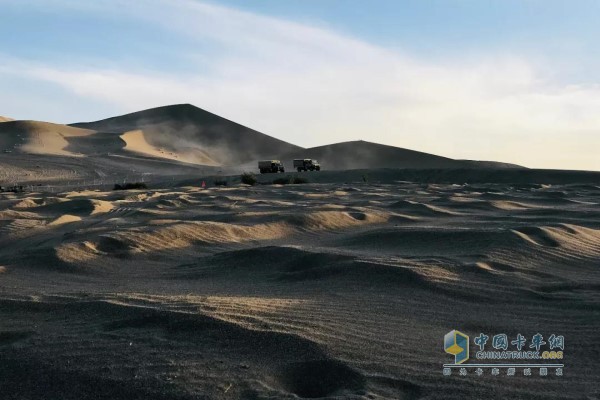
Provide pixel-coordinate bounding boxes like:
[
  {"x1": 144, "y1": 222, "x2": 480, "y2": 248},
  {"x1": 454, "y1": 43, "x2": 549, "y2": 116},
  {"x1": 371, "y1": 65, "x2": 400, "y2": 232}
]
[
  {"x1": 279, "y1": 140, "x2": 524, "y2": 170},
  {"x1": 71, "y1": 104, "x2": 302, "y2": 165},
  {"x1": 0, "y1": 104, "x2": 524, "y2": 172},
  {"x1": 0, "y1": 116, "x2": 14, "y2": 123},
  {"x1": 459, "y1": 160, "x2": 524, "y2": 169}
]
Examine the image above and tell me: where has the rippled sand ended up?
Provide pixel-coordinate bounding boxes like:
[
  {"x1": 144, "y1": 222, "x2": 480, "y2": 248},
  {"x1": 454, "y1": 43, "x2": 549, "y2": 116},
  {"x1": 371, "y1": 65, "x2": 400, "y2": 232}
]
[{"x1": 1, "y1": 182, "x2": 599, "y2": 399}]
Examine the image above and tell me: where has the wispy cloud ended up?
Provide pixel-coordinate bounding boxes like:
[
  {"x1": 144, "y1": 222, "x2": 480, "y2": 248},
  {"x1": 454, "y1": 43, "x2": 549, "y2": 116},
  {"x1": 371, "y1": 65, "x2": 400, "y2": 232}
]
[{"x1": 1, "y1": 0, "x2": 599, "y2": 170}]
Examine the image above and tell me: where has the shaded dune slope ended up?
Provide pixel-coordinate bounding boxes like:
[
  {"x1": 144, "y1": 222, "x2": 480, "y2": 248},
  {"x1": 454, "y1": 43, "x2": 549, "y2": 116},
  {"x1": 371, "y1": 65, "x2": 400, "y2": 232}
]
[
  {"x1": 280, "y1": 140, "x2": 525, "y2": 170},
  {"x1": 71, "y1": 104, "x2": 302, "y2": 165},
  {"x1": 281, "y1": 140, "x2": 461, "y2": 170}
]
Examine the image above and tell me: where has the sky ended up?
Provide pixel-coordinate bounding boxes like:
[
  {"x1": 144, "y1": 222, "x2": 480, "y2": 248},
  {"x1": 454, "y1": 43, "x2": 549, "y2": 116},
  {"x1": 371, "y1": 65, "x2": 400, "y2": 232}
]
[{"x1": 1, "y1": 0, "x2": 599, "y2": 170}]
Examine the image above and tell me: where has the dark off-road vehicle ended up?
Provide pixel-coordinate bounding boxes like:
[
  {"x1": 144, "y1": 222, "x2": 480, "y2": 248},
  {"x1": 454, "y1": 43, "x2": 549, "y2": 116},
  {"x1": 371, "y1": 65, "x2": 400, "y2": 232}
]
[
  {"x1": 293, "y1": 159, "x2": 320, "y2": 172},
  {"x1": 258, "y1": 160, "x2": 285, "y2": 174}
]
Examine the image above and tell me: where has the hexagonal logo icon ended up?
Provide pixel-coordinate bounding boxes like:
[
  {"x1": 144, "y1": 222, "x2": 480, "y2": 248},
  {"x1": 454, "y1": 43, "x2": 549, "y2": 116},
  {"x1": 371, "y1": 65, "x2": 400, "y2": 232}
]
[{"x1": 444, "y1": 330, "x2": 469, "y2": 364}]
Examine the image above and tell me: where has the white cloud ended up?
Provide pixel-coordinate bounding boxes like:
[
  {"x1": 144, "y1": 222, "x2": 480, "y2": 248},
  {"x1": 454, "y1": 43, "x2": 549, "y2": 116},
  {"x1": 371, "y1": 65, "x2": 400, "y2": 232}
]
[{"x1": 2, "y1": 0, "x2": 599, "y2": 170}]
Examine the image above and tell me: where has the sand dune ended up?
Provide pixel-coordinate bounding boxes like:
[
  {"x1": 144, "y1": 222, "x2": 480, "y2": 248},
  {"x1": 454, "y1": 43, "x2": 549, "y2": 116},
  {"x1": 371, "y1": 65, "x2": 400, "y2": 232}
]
[
  {"x1": 33, "y1": 198, "x2": 114, "y2": 216},
  {"x1": 71, "y1": 103, "x2": 523, "y2": 171},
  {"x1": 280, "y1": 140, "x2": 525, "y2": 170},
  {"x1": 49, "y1": 214, "x2": 82, "y2": 225},
  {"x1": 0, "y1": 116, "x2": 14, "y2": 123},
  {"x1": 0, "y1": 103, "x2": 577, "y2": 190},
  {"x1": 0, "y1": 121, "x2": 95, "y2": 156},
  {"x1": 53, "y1": 210, "x2": 388, "y2": 259},
  {"x1": 388, "y1": 199, "x2": 460, "y2": 216},
  {"x1": 1, "y1": 181, "x2": 599, "y2": 399},
  {"x1": 282, "y1": 140, "x2": 463, "y2": 170},
  {"x1": 71, "y1": 104, "x2": 303, "y2": 166},
  {"x1": 120, "y1": 129, "x2": 220, "y2": 165}
]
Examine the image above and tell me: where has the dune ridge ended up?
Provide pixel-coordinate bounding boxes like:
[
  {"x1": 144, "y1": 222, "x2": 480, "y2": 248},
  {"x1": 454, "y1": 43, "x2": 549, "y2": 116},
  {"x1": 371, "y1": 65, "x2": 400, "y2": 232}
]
[
  {"x1": 0, "y1": 104, "x2": 525, "y2": 175},
  {"x1": 71, "y1": 104, "x2": 303, "y2": 166},
  {"x1": 6, "y1": 104, "x2": 600, "y2": 194}
]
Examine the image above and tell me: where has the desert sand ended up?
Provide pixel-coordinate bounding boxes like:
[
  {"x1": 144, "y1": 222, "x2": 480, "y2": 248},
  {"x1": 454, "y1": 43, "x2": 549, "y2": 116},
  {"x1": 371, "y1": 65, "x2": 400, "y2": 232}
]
[
  {"x1": 1, "y1": 181, "x2": 599, "y2": 399},
  {"x1": 1, "y1": 104, "x2": 599, "y2": 399}
]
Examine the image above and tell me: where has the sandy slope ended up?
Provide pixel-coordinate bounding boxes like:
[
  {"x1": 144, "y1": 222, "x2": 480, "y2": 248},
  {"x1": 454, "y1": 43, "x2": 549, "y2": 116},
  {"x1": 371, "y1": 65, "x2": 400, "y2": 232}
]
[
  {"x1": 0, "y1": 104, "x2": 527, "y2": 187},
  {"x1": 0, "y1": 121, "x2": 96, "y2": 156},
  {"x1": 71, "y1": 104, "x2": 303, "y2": 166},
  {"x1": 0, "y1": 120, "x2": 221, "y2": 185},
  {"x1": 121, "y1": 129, "x2": 220, "y2": 166},
  {"x1": 71, "y1": 104, "x2": 524, "y2": 170},
  {"x1": 281, "y1": 140, "x2": 473, "y2": 170},
  {"x1": 1, "y1": 181, "x2": 599, "y2": 399},
  {"x1": 0, "y1": 116, "x2": 14, "y2": 123}
]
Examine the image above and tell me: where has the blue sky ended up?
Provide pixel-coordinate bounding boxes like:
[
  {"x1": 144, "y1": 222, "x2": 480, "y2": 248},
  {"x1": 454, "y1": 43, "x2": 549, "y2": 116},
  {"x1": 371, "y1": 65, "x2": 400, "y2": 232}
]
[
  {"x1": 217, "y1": 0, "x2": 597, "y2": 60},
  {"x1": 1, "y1": 0, "x2": 599, "y2": 170}
]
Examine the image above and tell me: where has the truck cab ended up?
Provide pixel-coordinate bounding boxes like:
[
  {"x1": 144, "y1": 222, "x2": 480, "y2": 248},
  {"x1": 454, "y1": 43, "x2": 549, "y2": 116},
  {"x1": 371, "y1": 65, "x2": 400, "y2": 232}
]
[
  {"x1": 258, "y1": 160, "x2": 285, "y2": 174},
  {"x1": 293, "y1": 159, "x2": 321, "y2": 172}
]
